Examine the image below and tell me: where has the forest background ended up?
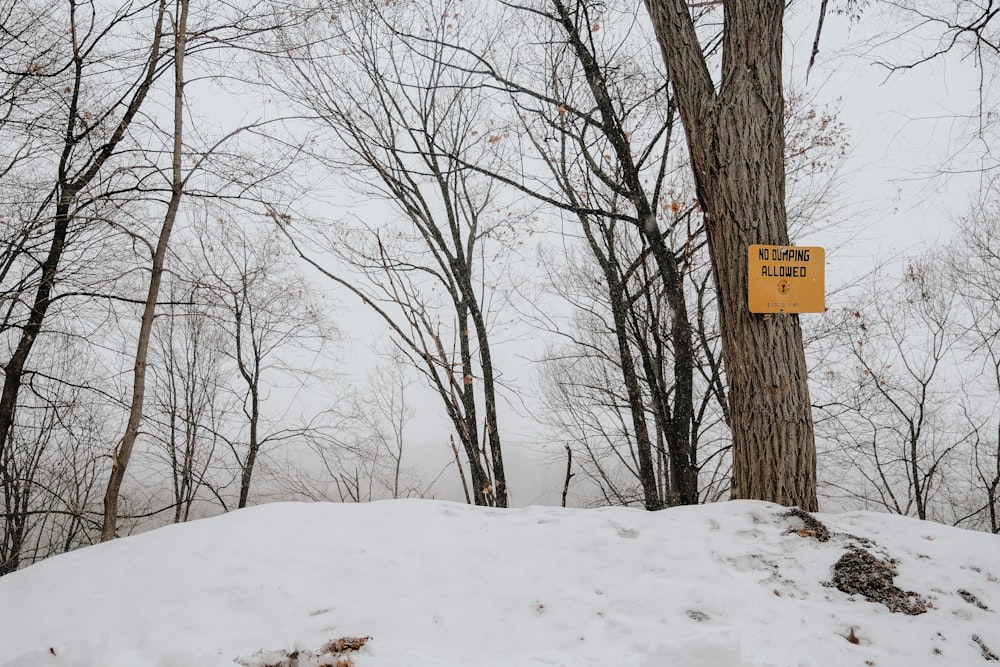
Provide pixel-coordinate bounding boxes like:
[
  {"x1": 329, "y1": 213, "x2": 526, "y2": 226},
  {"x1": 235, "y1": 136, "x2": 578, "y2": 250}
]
[{"x1": 2, "y1": 0, "x2": 998, "y2": 575}]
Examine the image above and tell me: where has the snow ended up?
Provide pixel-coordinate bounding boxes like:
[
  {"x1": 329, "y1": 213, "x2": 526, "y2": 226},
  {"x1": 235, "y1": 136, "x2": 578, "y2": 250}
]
[{"x1": 0, "y1": 500, "x2": 997, "y2": 667}]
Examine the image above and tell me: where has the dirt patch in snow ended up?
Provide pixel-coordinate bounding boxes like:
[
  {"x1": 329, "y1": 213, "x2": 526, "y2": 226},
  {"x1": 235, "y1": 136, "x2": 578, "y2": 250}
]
[{"x1": 832, "y1": 547, "x2": 928, "y2": 615}]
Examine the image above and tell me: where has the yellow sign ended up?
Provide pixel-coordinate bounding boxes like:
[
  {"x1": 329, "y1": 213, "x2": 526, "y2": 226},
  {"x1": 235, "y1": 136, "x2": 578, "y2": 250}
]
[{"x1": 747, "y1": 245, "x2": 825, "y2": 313}]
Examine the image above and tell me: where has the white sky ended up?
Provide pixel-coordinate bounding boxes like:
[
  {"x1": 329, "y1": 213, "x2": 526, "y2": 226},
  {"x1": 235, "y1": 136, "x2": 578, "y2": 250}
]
[{"x1": 788, "y1": 4, "x2": 996, "y2": 280}]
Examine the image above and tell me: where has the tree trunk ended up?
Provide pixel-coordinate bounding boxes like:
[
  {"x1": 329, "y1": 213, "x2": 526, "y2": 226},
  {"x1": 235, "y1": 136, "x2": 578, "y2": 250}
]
[
  {"x1": 580, "y1": 218, "x2": 662, "y2": 509},
  {"x1": 642, "y1": 230, "x2": 699, "y2": 505},
  {"x1": 238, "y1": 383, "x2": 260, "y2": 509},
  {"x1": 645, "y1": 0, "x2": 818, "y2": 509},
  {"x1": 456, "y1": 300, "x2": 493, "y2": 506},
  {"x1": 467, "y1": 298, "x2": 508, "y2": 507},
  {"x1": 0, "y1": 203, "x2": 71, "y2": 551},
  {"x1": 101, "y1": 0, "x2": 188, "y2": 540}
]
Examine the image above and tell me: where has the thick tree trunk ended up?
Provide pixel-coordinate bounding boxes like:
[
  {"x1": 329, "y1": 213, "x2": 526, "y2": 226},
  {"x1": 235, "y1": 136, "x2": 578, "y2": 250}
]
[{"x1": 645, "y1": 0, "x2": 818, "y2": 509}]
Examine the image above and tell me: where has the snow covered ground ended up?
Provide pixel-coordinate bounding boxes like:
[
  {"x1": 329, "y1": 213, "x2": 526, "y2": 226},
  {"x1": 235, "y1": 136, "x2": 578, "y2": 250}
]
[{"x1": 0, "y1": 499, "x2": 997, "y2": 667}]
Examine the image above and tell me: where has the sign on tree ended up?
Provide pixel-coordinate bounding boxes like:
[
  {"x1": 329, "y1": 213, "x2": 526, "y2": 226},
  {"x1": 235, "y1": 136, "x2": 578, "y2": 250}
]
[{"x1": 748, "y1": 245, "x2": 825, "y2": 314}]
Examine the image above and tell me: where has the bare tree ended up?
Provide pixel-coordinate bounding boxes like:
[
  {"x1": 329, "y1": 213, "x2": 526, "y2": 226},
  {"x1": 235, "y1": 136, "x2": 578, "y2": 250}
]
[
  {"x1": 644, "y1": 0, "x2": 819, "y2": 508},
  {"x1": 0, "y1": 0, "x2": 342, "y2": 562},
  {"x1": 520, "y1": 10, "x2": 846, "y2": 509},
  {"x1": 274, "y1": 0, "x2": 512, "y2": 506},
  {"x1": 296, "y1": 0, "x2": 847, "y2": 510},
  {"x1": 951, "y1": 191, "x2": 1000, "y2": 531},
  {"x1": 193, "y1": 220, "x2": 333, "y2": 509},
  {"x1": 0, "y1": 0, "x2": 173, "y2": 563},
  {"x1": 98, "y1": 0, "x2": 330, "y2": 535},
  {"x1": 358, "y1": 348, "x2": 419, "y2": 501},
  {"x1": 811, "y1": 2, "x2": 998, "y2": 183},
  {"x1": 492, "y1": 0, "x2": 702, "y2": 508},
  {"x1": 352, "y1": 0, "x2": 707, "y2": 508},
  {"x1": 0, "y1": 342, "x2": 111, "y2": 573},
  {"x1": 101, "y1": 0, "x2": 190, "y2": 541},
  {"x1": 147, "y1": 282, "x2": 232, "y2": 523},
  {"x1": 288, "y1": 348, "x2": 427, "y2": 504},
  {"x1": 814, "y1": 256, "x2": 969, "y2": 521},
  {"x1": 536, "y1": 230, "x2": 732, "y2": 508}
]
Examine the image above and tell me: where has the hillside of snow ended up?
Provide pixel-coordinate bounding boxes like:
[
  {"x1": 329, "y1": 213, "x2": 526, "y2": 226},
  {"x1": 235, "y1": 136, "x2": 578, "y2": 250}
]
[{"x1": 0, "y1": 499, "x2": 997, "y2": 667}]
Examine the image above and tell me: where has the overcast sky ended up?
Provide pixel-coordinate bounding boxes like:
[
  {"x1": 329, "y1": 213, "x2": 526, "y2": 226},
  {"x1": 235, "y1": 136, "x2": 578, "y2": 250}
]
[{"x1": 791, "y1": 4, "x2": 996, "y2": 281}]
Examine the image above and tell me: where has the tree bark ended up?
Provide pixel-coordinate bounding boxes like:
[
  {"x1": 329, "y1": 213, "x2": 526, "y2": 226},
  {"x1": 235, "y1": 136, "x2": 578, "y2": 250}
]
[
  {"x1": 466, "y1": 297, "x2": 507, "y2": 507},
  {"x1": 645, "y1": 0, "x2": 818, "y2": 509}
]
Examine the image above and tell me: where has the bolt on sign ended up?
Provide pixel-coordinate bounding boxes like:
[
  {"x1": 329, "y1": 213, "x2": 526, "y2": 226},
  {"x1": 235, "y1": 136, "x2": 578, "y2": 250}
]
[{"x1": 747, "y1": 245, "x2": 825, "y2": 314}]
